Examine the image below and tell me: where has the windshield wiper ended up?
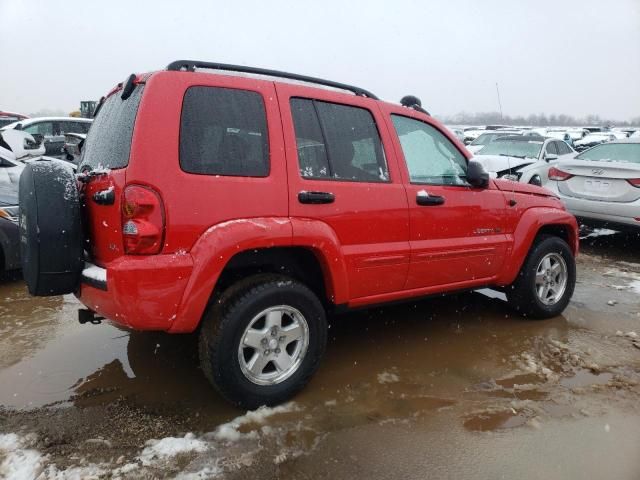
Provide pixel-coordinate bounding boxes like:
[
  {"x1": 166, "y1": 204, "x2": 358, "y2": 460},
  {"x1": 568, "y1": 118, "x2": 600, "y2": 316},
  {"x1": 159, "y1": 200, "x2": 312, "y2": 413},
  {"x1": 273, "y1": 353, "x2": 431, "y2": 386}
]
[{"x1": 499, "y1": 153, "x2": 527, "y2": 159}]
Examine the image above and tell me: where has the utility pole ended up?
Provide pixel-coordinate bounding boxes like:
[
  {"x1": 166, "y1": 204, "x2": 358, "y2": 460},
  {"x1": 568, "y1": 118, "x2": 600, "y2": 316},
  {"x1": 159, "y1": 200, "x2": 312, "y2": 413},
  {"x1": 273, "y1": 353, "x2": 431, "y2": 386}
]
[{"x1": 495, "y1": 82, "x2": 504, "y2": 120}]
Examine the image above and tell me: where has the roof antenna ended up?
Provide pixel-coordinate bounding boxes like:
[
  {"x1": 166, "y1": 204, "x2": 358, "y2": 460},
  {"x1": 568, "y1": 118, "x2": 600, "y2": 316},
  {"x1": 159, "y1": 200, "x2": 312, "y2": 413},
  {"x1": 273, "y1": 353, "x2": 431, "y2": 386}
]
[{"x1": 495, "y1": 82, "x2": 504, "y2": 120}]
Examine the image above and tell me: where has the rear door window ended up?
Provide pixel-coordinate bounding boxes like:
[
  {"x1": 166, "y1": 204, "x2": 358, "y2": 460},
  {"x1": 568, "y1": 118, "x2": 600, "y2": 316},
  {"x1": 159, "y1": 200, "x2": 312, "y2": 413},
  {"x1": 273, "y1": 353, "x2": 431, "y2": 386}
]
[
  {"x1": 179, "y1": 86, "x2": 269, "y2": 177},
  {"x1": 80, "y1": 85, "x2": 144, "y2": 170},
  {"x1": 290, "y1": 98, "x2": 388, "y2": 182}
]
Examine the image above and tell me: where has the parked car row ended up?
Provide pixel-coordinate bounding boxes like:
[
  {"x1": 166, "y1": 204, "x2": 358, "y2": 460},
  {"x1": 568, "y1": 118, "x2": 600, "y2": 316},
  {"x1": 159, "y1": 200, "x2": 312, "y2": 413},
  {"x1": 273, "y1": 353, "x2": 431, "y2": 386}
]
[
  {"x1": 472, "y1": 136, "x2": 576, "y2": 186},
  {"x1": 0, "y1": 114, "x2": 91, "y2": 274},
  {"x1": 451, "y1": 124, "x2": 639, "y2": 149},
  {"x1": 0, "y1": 116, "x2": 92, "y2": 157}
]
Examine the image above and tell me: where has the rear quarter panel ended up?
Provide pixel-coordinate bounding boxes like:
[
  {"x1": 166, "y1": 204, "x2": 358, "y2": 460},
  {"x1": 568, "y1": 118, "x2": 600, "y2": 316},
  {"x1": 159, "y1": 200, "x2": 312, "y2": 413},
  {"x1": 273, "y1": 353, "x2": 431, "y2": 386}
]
[{"x1": 125, "y1": 71, "x2": 288, "y2": 254}]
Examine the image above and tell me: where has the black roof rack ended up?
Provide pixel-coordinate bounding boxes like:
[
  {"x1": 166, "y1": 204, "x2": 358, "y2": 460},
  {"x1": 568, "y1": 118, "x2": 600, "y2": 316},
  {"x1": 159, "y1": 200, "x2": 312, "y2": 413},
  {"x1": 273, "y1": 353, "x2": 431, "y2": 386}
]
[{"x1": 166, "y1": 60, "x2": 379, "y2": 100}]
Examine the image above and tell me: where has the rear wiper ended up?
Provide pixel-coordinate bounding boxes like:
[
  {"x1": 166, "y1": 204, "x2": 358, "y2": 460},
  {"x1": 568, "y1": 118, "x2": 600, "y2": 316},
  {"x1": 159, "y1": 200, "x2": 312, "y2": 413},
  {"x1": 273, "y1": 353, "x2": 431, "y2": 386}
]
[{"x1": 499, "y1": 153, "x2": 526, "y2": 159}]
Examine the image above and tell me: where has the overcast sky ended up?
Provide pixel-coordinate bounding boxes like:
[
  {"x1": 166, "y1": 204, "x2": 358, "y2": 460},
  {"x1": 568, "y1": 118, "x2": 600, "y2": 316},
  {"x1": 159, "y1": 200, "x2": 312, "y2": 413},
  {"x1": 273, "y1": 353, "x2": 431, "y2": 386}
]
[{"x1": 1, "y1": 0, "x2": 639, "y2": 120}]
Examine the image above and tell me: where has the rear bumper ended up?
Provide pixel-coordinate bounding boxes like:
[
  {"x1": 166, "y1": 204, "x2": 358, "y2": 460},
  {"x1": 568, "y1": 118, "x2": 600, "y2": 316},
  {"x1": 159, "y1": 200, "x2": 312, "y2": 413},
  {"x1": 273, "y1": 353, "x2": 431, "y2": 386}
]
[
  {"x1": 548, "y1": 183, "x2": 640, "y2": 230},
  {"x1": 77, "y1": 254, "x2": 193, "y2": 331}
]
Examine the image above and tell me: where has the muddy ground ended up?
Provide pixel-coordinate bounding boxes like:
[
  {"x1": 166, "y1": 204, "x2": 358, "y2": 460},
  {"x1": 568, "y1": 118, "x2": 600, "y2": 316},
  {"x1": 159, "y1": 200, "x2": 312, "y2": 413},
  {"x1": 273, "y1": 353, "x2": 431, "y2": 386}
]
[{"x1": 0, "y1": 230, "x2": 639, "y2": 479}]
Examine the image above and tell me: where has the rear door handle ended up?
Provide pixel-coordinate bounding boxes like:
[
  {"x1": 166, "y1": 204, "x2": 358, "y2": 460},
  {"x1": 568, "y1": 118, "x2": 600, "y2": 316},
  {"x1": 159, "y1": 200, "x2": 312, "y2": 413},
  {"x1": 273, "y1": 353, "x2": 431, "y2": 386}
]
[
  {"x1": 416, "y1": 190, "x2": 445, "y2": 206},
  {"x1": 298, "y1": 191, "x2": 335, "y2": 204}
]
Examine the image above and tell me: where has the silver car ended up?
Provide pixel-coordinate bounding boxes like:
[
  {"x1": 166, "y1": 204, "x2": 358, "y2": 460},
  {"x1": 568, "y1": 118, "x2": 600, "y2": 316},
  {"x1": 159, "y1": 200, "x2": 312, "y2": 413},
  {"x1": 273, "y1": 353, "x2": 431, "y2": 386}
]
[{"x1": 546, "y1": 139, "x2": 640, "y2": 231}]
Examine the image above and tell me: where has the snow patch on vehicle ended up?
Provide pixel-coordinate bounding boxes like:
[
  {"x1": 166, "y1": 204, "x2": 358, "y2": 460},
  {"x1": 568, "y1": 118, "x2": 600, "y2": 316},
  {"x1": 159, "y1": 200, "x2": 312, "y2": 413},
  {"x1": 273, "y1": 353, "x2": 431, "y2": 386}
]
[{"x1": 82, "y1": 263, "x2": 107, "y2": 283}]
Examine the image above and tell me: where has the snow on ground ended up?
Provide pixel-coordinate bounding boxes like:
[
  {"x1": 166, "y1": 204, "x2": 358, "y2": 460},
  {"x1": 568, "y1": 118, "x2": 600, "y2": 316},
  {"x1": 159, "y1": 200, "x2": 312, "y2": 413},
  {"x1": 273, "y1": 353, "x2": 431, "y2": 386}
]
[
  {"x1": 377, "y1": 371, "x2": 400, "y2": 384},
  {"x1": 580, "y1": 228, "x2": 617, "y2": 240},
  {"x1": 139, "y1": 433, "x2": 208, "y2": 466},
  {"x1": 0, "y1": 433, "x2": 43, "y2": 480},
  {"x1": 213, "y1": 403, "x2": 300, "y2": 442},
  {"x1": 0, "y1": 403, "x2": 302, "y2": 479}
]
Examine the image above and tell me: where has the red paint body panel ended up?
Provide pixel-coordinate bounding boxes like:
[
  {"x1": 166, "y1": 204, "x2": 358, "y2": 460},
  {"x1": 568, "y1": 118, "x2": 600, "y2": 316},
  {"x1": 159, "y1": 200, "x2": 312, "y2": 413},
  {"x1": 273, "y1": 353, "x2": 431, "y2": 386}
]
[
  {"x1": 78, "y1": 254, "x2": 193, "y2": 330},
  {"x1": 76, "y1": 68, "x2": 579, "y2": 333},
  {"x1": 170, "y1": 217, "x2": 293, "y2": 333},
  {"x1": 275, "y1": 83, "x2": 411, "y2": 300}
]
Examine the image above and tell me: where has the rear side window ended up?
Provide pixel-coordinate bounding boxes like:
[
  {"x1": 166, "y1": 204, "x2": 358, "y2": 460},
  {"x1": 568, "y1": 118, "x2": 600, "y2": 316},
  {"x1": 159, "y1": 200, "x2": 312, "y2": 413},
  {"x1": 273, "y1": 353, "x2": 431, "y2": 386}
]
[
  {"x1": 80, "y1": 85, "x2": 144, "y2": 170},
  {"x1": 180, "y1": 87, "x2": 269, "y2": 177},
  {"x1": 290, "y1": 98, "x2": 388, "y2": 182}
]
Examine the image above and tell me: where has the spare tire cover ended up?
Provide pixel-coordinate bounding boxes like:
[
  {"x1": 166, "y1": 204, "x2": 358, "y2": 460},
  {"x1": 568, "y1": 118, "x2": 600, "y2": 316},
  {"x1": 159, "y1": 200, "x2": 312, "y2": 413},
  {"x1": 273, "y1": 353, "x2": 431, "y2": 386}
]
[{"x1": 19, "y1": 160, "x2": 84, "y2": 296}]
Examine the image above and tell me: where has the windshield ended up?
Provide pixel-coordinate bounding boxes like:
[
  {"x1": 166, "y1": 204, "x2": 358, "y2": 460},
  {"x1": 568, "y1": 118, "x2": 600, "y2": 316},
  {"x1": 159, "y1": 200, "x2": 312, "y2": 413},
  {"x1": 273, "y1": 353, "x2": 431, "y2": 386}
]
[
  {"x1": 477, "y1": 140, "x2": 542, "y2": 159},
  {"x1": 470, "y1": 133, "x2": 503, "y2": 146},
  {"x1": 576, "y1": 143, "x2": 640, "y2": 164},
  {"x1": 79, "y1": 84, "x2": 144, "y2": 170}
]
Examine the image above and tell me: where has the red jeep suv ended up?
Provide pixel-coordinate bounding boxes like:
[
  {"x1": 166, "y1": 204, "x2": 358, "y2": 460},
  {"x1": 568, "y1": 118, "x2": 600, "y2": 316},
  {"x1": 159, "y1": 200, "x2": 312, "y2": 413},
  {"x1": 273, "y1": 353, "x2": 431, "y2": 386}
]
[{"x1": 19, "y1": 61, "x2": 578, "y2": 408}]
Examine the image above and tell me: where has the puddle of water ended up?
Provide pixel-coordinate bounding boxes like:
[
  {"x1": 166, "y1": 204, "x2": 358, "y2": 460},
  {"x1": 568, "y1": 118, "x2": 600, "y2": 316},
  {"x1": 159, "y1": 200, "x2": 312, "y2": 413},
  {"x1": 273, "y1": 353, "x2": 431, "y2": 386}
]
[
  {"x1": 463, "y1": 409, "x2": 529, "y2": 431},
  {"x1": 560, "y1": 370, "x2": 614, "y2": 389},
  {"x1": 0, "y1": 272, "x2": 622, "y2": 438},
  {"x1": 542, "y1": 402, "x2": 578, "y2": 418},
  {"x1": 495, "y1": 373, "x2": 545, "y2": 388}
]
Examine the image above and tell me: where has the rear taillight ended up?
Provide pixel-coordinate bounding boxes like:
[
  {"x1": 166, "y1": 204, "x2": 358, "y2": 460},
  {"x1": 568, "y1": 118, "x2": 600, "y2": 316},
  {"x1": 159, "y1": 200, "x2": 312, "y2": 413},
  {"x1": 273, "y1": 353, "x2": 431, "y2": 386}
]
[
  {"x1": 548, "y1": 167, "x2": 573, "y2": 181},
  {"x1": 121, "y1": 185, "x2": 165, "y2": 254},
  {"x1": 627, "y1": 178, "x2": 640, "y2": 188}
]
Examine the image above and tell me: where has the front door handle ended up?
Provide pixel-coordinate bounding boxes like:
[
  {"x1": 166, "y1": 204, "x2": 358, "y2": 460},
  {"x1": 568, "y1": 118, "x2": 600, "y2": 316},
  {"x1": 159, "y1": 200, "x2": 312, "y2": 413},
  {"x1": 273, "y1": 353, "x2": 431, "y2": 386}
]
[
  {"x1": 416, "y1": 190, "x2": 445, "y2": 206},
  {"x1": 298, "y1": 191, "x2": 335, "y2": 204}
]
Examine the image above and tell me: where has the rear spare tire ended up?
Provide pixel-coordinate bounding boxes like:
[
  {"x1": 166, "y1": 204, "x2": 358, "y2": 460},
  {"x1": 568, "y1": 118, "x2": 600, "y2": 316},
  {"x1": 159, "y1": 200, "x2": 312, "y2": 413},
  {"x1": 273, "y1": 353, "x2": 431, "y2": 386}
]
[{"x1": 19, "y1": 160, "x2": 84, "y2": 296}]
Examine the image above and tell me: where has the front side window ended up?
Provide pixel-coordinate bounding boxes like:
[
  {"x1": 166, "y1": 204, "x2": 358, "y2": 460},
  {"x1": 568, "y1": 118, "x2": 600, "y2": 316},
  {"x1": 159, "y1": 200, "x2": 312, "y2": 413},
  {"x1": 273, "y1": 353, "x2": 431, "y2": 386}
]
[
  {"x1": 24, "y1": 122, "x2": 53, "y2": 136},
  {"x1": 180, "y1": 86, "x2": 269, "y2": 177},
  {"x1": 391, "y1": 115, "x2": 467, "y2": 185},
  {"x1": 290, "y1": 98, "x2": 388, "y2": 183}
]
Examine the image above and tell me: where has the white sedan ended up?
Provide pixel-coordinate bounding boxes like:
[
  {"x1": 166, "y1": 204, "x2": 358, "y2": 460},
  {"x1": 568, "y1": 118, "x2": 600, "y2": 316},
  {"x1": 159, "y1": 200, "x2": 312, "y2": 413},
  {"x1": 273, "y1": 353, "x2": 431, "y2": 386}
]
[
  {"x1": 545, "y1": 139, "x2": 640, "y2": 232},
  {"x1": 473, "y1": 136, "x2": 575, "y2": 186}
]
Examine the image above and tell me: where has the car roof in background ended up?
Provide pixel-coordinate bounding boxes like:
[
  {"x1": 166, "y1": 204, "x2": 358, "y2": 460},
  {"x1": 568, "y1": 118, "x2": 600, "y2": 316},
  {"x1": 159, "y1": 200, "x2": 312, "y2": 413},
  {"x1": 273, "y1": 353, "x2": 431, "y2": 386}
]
[
  {"x1": 494, "y1": 135, "x2": 545, "y2": 143},
  {"x1": 15, "y1": 117, "x2": 93, "y2": 123},
  {"x1": 0, "y1": 116, "x2": 93, "y2": 131},
  {"x1": 609, "y1": 138, "x2": 640, "y2": 144}
]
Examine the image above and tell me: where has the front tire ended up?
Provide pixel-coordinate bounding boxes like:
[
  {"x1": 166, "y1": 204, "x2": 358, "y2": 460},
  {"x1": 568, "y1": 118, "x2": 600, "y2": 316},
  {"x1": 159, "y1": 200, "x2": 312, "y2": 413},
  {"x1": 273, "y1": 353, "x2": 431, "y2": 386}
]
[
  {"x1": 198, "y1": 275, "x2": 327, "y2": 409},
  {"x1": 506, "y1": 235, "x2": 576, "y2": 319}
]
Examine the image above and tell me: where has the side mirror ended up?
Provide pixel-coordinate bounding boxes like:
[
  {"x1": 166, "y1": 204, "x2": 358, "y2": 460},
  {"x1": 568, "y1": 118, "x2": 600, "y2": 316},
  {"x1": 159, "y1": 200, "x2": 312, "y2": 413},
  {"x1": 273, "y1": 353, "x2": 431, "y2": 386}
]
[
  {"x1": 466, "y1": 160, "x2": 489, "y2": 188},
  {"x1": 14, "y1": 123, "x2": 23, "y2": 131},
  {"x1": 545, "y1": 154, "x2": 558, "y2": 162}
]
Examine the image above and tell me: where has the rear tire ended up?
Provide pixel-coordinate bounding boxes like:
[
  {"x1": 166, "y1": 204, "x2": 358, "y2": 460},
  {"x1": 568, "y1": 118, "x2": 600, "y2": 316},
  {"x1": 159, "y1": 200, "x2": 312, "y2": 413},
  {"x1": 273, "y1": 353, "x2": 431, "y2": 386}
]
[
  {"x1": 506, "y1": 235, "x2": 576, "y2": 319},
  {"x1": 198, "y1": 274, "x2": 327, "y2": 409}
]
